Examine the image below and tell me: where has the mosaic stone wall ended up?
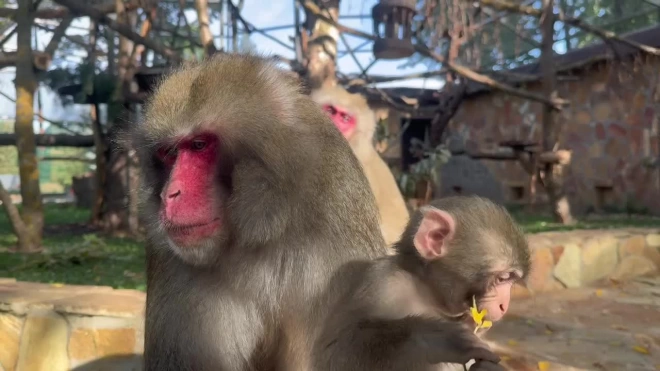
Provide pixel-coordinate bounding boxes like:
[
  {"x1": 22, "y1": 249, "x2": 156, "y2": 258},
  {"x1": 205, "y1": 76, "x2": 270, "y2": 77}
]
[{"x1": 444, "y1": 55, "x2": 660, "y2": 214}]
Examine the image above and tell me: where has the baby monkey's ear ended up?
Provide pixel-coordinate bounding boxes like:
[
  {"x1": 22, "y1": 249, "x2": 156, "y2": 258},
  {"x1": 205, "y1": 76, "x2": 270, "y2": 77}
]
[{"x1": 414, "y1": 206, "x2": 456, "y2": 261}]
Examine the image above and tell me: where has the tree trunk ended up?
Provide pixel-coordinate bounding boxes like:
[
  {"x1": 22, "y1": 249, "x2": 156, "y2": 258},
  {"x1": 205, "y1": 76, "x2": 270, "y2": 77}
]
[
  {"x1": 540, "y1": 0, "x2": 574, "y2": 224},
  {"x1": 87, "y1": 22, "x2": 106, "y2": 225},
  {"x1": 14, "y1": 0, "x2": 44, "y2": 252},
  {"x1": 106, "y1": 28, "x2": 116, "y2": 74},
  {"x1": 127, "y1": 137, "x2": 140, "y2": 235},
  {"x1": 93, "y1": 0, "x2": 138, "y2": 234},
  {"x1": 98, "y1": 121, "x2": 131, "y2": 233},
  {"x1": 303, "y1": 0, "x2": 341, "y2": 89},
  {"x1": 194, "y1": 0, "x2": 217, "y2": 55},
  {"x1": 0, "y1": 181, "x2": 34, "y2": 252}
]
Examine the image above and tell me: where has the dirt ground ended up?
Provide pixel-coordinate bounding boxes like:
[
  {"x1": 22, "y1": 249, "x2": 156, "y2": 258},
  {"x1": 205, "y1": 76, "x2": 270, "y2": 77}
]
[{"x1": 484, "y1": 274, "x2": 660, "y2": 370}]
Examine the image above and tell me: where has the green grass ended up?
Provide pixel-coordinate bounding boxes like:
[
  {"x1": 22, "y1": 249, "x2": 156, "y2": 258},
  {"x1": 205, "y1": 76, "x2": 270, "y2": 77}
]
[
  {"x1": 509, "y1": 207, "x2": 660, "y2": 234},
  {"x1": 0, "y1": 204, "x2": 146, "y2": 291},
  {"x1": 0, "y1": 204, "x2": 658, "y2": 290}
]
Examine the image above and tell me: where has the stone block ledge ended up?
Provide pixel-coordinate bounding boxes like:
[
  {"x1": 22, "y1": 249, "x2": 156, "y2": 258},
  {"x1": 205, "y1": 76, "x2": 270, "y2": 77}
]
[
  {"x1": 519, "y1": 228, "x2": 660, "y2": 296},
  {"x1": 0, "y1": 228, "x2": 658, "y2": 370},
  {"x1": 0, "y1": 279, "x2": 144, "y2": 371}
]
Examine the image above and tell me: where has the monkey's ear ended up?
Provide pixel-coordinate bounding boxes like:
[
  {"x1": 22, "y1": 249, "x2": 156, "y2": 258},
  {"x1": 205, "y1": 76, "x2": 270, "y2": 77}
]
[{"x1": 413, "y1": 207, "x2": 456, "y2": 260}]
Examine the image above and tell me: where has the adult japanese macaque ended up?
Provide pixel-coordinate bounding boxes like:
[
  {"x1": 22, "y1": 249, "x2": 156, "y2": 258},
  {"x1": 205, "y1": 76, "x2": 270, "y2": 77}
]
[
  {"x1": 312, "y1": 196, "x2": 531, "y2": 371},
  {"x1": 311, "y1": 85, "x2": 409, "y2": 248},
  {"x1": 129, "y1": 53, "x2": 387, "y2": 370}
]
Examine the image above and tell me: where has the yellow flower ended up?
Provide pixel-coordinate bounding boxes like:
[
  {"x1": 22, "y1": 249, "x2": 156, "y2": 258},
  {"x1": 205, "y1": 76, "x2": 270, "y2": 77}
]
[{"x1": 470, "y1": 296, "x2": 493, "y2": 334}]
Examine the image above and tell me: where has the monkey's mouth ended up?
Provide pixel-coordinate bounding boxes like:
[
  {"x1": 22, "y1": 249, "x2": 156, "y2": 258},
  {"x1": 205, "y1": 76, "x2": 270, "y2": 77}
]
[{"x1": 165, "y1": 218, "x2": 222, "y2": 246}]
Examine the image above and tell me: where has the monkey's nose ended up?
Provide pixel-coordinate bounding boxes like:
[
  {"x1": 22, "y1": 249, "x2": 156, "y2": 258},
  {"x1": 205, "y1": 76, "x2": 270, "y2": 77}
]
[{"x1": 161, "y1": 188, "x2": 181, "y2": 201}]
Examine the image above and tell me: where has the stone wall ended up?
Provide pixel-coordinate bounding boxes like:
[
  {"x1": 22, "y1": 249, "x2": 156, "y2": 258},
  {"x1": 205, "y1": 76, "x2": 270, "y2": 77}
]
[
  {"x1": 0, "y1": 229, "x2": 658, "y2": 370},
  {"x1": 0, "y1": 279, "x2": 144, "y2": 371},
  {"x1": 445, "y1": 55, "x2": 660, "y2": 214},
  {"x1": 518, "y1": 228, "x2": 660, "y2": 297}
]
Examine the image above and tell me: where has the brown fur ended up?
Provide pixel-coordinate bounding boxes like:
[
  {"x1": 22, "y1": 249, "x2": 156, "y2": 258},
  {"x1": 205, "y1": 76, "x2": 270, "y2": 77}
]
[
  {"x1": 312, "y1": 196, "x2": 530, "y2": 371},
  {"x1": 128, "y1": 53, "x2": 387, "y2": 371},
  {"x1": 310, "y1": 85, "x2": 409, "y2": 248}
]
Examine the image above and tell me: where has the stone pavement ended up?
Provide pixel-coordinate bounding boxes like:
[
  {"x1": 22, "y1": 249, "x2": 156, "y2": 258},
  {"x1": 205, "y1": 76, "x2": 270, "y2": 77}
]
[{"x1": 484, "y1": 274, "x2": 660, "y2": 370}]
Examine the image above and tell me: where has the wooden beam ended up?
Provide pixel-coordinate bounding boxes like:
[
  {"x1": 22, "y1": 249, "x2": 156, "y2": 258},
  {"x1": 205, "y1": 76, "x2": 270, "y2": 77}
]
[{"x1": 0, "y1": 134, "x2": 94, "y2": 147}]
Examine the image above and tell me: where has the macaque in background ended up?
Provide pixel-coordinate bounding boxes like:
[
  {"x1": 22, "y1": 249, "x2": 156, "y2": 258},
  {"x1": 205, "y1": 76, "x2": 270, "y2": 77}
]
[
  {"x1": 312, "y1": 195, "x2": 531, "y2": 371},
  {"x1": 311, "y1": 85, "x2": 409, "y2": 248},
  {"x1": 128, "y1": 53, "x2": 387, "y2": 371}
]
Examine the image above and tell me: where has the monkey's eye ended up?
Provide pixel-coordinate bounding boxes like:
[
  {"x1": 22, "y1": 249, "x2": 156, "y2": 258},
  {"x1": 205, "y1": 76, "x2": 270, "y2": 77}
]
[
  {"x1": 496, "y1": 272, "x2": 514, "y2": 284},
  {"x1": 190, "y1": 139, "x2": 207, "y2": 151},
  {"x1": 323, "y1": 105, "x2": 337, "y2": 115}
]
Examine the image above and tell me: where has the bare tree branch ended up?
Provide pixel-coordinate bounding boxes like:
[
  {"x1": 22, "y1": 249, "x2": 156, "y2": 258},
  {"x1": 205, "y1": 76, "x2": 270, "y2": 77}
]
[
  {"x1": 0, "y1": 134, "x2": 94, "y2": 147},
  {"x1": 35, "y1": 23, "x2": 89, "y2": 50},
  {"x1": 301, "y1": 0, "x2": 569, "y2": 109},
  {"x1": 44, "y1": 15, "x2": 73, "y2": 56},
  {"x1": 228, "y1": 0, "x2": 295, "y2": 51},
  {"x1": 0, "y1": 90, "x2": 80, "y2": 135},
  {"x1": 0, "y1": 51, "x2": 51, "y2": 70},
  {"x1": 477, "y1": 0, "x2": 660, "y2": 56},
  {"x1": 53, "y1": 0, "x2": 182, "y2": 62},
  {"x1": 0, "y1": 0, "x2": 139, "y2": 20},
  {"x1": 39, "y1": 156, "x2": 94, "y2": 162},
  {"x1": 0, "y1": 181, "x2": 27, "y2": 237},
  {"x1": 0, "y1": 24, "x2": 17, "y2": 49},
  {"x1": 194, "y1": 0, "x2": 218, "y2": 55},
  {"x1": 341, "y1": 69, "x2": 450, "y2": 85}
]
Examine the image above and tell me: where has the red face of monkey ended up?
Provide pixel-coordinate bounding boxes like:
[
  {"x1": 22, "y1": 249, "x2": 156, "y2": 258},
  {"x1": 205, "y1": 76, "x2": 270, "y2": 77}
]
[
  {"x1": 322, "y1": 104, "x2": 357, "y2": 139},
  {"x1": 155, "y1": 132, "x2": 225, "y2": 248}
]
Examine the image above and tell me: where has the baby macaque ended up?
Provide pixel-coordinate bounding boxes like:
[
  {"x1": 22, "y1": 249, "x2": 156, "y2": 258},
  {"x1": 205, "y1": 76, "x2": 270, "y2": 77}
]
[{"x1": 312, "y1": 195, "x2": 531, "y2": 371}]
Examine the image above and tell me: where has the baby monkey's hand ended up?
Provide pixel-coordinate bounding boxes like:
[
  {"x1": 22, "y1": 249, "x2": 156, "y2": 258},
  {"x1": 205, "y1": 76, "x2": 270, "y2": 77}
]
[{"x1": 415, "y1": 321, "x2": 502, "y2": 367}]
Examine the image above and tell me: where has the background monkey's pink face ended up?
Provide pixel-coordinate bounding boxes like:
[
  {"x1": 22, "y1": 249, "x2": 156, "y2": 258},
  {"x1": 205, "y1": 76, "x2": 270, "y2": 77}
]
[{"x1": 322, "y1": 104, "x2": 357, "y2": 139}]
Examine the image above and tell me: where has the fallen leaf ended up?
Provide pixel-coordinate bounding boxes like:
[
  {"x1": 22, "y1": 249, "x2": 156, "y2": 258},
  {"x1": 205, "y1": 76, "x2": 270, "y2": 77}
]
[
  {"x1": 500, "y1": 356, "x2": 511, "y2": 361},
  {"x1": 633, "y1": 345, "x2": 650, "y2": 355},
  {"x1": 595, "y1": 289, "x2": 604, "y2": 297},
  {"x1": 50, "y1": 283, "x2": 64, "y2": 288},
  {"x1": 507, "y1": 340, "x2": 518, "y2": 346},
  {"x1": 538, "y1": 361, "x2": 551, "y2": 371},
  {"x1": 544, "y1": 329, "x2": 553, "y2": 335}
]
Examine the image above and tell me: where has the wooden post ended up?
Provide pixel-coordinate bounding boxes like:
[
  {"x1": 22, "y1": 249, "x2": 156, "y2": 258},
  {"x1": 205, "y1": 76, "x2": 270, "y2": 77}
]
[
  {"x1": 13, "y1": 0, "x2": 44, "y2": 252},
  {"x1": 303, "y1": 0, "x2": 341, "y2": 89},
  {"x1": 540, "y1": 0, "x2": 574, "y2": 224}
]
